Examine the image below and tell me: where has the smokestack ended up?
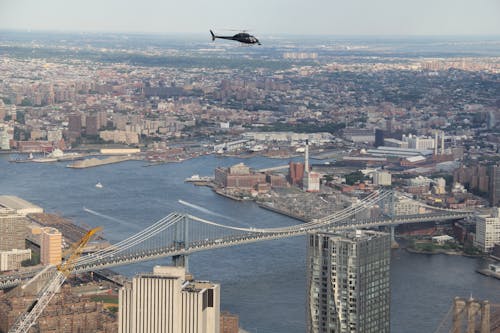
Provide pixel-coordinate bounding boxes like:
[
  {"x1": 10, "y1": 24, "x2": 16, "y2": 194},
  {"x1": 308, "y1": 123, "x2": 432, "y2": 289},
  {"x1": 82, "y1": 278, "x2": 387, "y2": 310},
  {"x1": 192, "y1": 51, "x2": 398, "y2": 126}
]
[
  {"x1": 441, "y1": 131, "x2": 445, "y2": 155},
  {"x1": 305, "y1": 139, "x2": 309, "y2": 173},
  {"x1": 434, "y1": 131, "x2": 438, "y2": 155}
]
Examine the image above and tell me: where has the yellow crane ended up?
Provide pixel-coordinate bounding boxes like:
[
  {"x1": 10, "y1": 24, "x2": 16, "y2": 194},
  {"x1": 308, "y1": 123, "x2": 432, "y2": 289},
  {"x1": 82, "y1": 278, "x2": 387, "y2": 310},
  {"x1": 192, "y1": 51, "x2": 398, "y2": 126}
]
[{"x1": 8, "y1": 227, "x2": 102, "y2": 333}]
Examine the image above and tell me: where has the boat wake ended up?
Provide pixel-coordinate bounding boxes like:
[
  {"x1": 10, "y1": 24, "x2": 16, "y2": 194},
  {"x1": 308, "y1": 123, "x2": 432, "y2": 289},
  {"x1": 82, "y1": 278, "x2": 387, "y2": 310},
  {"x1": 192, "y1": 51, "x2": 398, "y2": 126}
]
[
  {"x1": 83, "y1": 207, "x2": 137, "y2": 228},
  {"x1": 177, "y1": 200, "x2": 253, "y2": 228}
]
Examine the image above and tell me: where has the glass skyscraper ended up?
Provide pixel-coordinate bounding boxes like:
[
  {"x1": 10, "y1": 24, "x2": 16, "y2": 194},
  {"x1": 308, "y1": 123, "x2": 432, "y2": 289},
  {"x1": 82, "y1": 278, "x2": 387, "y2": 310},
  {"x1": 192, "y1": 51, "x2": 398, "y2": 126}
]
[{"x1": 307, "y1": 230, "x2": 391, "y2": 333}]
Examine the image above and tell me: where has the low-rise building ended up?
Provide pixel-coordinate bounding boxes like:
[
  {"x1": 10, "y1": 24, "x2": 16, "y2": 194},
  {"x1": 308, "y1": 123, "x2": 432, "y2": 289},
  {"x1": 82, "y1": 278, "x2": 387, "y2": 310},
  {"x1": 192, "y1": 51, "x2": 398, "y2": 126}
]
[
  {"x1": 0, "y1": 248, "x2": 31, "y2": 271},
  {"x1": 373, "y1": 171, "x2": 392, "y2": 186}
]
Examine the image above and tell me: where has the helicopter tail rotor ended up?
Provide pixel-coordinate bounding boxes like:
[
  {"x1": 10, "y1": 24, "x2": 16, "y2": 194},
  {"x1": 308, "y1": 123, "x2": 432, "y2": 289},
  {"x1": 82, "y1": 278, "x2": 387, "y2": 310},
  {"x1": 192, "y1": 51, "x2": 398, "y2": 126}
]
[{"x1": 210, "y1": 30, "x2": 216, "y2": 41}]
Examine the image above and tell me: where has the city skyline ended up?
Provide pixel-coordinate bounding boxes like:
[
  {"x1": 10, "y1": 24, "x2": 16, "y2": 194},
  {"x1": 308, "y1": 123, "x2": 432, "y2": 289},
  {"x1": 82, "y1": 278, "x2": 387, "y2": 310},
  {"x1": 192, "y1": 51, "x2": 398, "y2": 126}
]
[{"x1": 1, "y1": 0, "x2": 500, "y2": 36}]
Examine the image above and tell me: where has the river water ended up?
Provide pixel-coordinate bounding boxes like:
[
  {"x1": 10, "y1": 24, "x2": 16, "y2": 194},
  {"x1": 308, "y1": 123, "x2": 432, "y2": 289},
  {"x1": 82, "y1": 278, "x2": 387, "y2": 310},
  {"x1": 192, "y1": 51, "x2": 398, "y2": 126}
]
[{"x1": 0, "y1": 154, "x2": 498, "y2": 332}]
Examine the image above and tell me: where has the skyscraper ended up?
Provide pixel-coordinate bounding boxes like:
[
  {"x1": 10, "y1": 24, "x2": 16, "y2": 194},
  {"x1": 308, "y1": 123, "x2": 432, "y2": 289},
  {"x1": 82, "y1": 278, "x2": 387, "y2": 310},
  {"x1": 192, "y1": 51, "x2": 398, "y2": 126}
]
[
  {"x1": 119, "y1": 266, "x2": 220, "y2": 333},
  {"x1": 307, "y1": 230, "x2": 391, "y2": 333}
]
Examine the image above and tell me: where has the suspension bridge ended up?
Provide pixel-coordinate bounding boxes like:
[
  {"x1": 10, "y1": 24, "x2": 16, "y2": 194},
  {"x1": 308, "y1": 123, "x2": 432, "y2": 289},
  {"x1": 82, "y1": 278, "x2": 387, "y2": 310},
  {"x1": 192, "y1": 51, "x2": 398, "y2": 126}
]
[{"x1": 0, "y1": 190, "x2": 472, "y2": 290}]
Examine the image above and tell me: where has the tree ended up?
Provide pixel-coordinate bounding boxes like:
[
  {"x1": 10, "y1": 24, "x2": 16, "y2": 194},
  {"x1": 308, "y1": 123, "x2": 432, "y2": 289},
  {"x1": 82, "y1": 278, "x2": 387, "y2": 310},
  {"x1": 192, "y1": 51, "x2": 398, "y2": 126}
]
[
  {"x1": 345, "y1": 171, "x2": 365, "y2": 185},
  {"x1": 20, "y1": 97, "x2": 32, "y2": 106},
  {"x1": 16, "y1": 111, "x2": 25, "y2": 124}
]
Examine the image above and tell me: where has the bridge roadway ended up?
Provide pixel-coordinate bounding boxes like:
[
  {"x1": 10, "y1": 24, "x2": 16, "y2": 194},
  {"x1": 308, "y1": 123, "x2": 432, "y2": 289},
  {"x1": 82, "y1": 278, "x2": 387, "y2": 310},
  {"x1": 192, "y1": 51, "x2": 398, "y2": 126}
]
[{"x1": 0, "y1": 211, "x2": 471, "y2": 290}]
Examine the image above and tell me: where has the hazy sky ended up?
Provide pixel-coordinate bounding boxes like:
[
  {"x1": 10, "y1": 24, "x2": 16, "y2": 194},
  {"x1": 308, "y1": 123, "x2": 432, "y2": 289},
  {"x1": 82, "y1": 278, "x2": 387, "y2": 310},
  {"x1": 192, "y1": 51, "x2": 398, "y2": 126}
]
[{"x1": 1, "y1": 0, "x2": 500, "y2": 35}]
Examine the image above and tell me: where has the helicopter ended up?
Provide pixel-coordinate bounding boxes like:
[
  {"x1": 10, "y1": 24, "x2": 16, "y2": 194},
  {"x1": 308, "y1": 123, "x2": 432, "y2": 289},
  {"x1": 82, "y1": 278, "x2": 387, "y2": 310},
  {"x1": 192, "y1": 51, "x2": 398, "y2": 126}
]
[{"x1": 210, "y1": 30, "x2": 261, "y2": 45}]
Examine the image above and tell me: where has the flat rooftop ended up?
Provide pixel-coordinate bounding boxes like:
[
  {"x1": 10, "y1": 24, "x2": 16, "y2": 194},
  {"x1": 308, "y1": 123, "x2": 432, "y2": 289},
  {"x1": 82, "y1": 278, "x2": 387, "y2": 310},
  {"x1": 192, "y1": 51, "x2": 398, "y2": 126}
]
[{"x1": 0, "y1": 195, "x2": 44, "y2": 215}]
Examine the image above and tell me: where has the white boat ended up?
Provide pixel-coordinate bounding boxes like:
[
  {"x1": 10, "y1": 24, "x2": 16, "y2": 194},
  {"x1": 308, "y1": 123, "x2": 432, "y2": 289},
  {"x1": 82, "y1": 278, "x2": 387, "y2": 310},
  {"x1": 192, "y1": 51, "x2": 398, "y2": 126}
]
[{"x1": 95, "y1": 182, "x2": 103, "y2": 188}]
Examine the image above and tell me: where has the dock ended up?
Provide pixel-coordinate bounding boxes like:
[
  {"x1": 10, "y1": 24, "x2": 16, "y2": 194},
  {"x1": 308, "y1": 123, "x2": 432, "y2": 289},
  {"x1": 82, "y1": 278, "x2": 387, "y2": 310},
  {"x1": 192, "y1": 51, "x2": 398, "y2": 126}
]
[
  {"x1": 476, "y1": 264, "x2": 500, "y2": 280},
  {"x1": 67, "y1": 155, "x2": 138, "y2": 169}
]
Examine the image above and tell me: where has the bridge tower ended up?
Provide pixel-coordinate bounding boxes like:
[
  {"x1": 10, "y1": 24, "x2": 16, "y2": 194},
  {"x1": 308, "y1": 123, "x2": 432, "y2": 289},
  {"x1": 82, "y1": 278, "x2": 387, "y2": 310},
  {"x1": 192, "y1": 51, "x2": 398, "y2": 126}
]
[
  {"x1": 450, "y1": 297, "x2": 491, "y2": 333},
  {"x1": 172, "y1": 214, "x2": 190, "y2": 270},
  {"x1": 380, "y1": 190, "x2": 397, "y2": 247}
]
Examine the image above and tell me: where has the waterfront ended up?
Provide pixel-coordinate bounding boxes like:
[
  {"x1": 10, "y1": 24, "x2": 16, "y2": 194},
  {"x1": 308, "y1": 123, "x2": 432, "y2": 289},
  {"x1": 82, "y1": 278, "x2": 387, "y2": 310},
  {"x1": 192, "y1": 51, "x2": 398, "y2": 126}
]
[{"x1": 0, "y1": 154, "x2": 499, "y2": 332}]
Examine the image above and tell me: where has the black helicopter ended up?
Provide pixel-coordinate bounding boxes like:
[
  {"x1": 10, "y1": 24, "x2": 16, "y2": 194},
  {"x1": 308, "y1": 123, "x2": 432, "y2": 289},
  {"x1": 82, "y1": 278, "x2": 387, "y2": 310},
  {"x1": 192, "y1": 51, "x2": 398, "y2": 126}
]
[{"x1": 210, "y1": 30, "x2": 261, "y2": 45}]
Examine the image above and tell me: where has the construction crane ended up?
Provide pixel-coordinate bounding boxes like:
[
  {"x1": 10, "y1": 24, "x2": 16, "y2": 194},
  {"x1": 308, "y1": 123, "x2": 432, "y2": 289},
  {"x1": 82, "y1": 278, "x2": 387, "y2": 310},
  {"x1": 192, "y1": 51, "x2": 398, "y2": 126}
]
[{"x1": 8, "y1": 227, "x2": 102, "y2": 333}]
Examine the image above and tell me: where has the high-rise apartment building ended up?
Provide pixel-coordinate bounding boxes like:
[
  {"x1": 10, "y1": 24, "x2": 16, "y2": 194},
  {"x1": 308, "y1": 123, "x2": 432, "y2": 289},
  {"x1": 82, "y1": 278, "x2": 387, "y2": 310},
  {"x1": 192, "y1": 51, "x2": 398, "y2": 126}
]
[
  {"x1": 474, "y1": 207, "x2": 500, "y2": 252},
  {"x1": 0, "y1": 213, "x2": 29, "y2": 251},
  {"x1": 68, "y1": 114, "x2": 82, "y2": 138},
  {"x1": 86, "y1": 115, "x2": 99, "y2": 136},
  {"x1": 307, "y1": 230, "x2": 391, "y2": 333},
  {"x1": 489, "y1": 165, "x2": 500, "y2": 206},
  {"x1": 40, "y1": 227, "x2": 62, "y2": 265},
  {"x1": 119, "y1": 266, "x2": 220, "y2": 333}
]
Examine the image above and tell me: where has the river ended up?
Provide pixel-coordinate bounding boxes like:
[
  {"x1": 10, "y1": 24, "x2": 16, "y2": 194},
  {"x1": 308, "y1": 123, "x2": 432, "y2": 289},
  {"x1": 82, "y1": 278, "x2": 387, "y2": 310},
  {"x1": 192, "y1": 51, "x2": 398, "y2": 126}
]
[{"x1": 0, "y1": 154, "x2": 498, "y2": 332}]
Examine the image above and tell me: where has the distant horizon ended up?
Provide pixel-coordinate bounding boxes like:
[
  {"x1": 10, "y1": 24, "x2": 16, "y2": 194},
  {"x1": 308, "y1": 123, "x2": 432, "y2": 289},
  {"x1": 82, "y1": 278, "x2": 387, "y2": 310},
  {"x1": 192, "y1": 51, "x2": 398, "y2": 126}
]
[{"x1": 2, "y1": 28, "x2": 500, "y2": 39}]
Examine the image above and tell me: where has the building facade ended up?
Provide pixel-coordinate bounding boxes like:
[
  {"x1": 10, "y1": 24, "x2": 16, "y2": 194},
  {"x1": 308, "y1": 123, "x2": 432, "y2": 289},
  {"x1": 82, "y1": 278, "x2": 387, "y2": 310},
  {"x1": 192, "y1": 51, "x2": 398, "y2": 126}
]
[
  {"x1": 220, "y1": 312, "x2": 239, "y2": 333},
  {"x1": 373, "y1": 171, "x2": 392, "y2": 186},
  {"x1": 0, "y1": 213, "x2": 29, "y2": 251},
  {"x1": 474, "y1": 207, "x2": 500, "y2": 252},
  {"x1": 214, "y1": 163, "x2": 266, "y2": 189},
  {"x1": 289, "y1": 162, "x2": 305, "y2": 185},
  {"x1": 307, "y1": 230, "x2": 391, "y2": 333},
  {"x1": 119, "y1": 266, "x2": 220, "y2": 333},
  {"x1": 40, "y1": 227, "x2": 62, "y2": 265},
  {"x1": 490, "y1": 165, "x2": 500, "y2": 207},
  {"x1": 0, "y1": 248, "x2": 31, "y2": 271}
]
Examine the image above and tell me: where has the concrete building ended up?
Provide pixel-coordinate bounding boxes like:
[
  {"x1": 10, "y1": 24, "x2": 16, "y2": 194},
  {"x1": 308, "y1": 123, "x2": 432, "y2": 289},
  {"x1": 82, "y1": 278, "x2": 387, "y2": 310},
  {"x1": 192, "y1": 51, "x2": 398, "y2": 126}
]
[
  {"x1": 433, "y1": 178, "x2": 446, "y2": 194},
  {"x1": 0, "y1": 248, "x2": 31, "y2": 271},
  {"x1": 119, "y1": 266, "x2": 220, "y2": 333},
  {"x1": 383, "y1": 138, "x2": 408, "y2": 149},
  {"x1": 307, "y1": 230, "x2": 391, "y2": 333},
  {"x1": 303, "y1": 172, "x2": 321, "y2": 192},
  {"x1": 40, "y1": 227, "x2": 62, "y2": 265},
  {"x1": 302, "y1": 140, "x2": 320, "y2": 192},
  {"x1": 474, "y1": 207, "x2": 500, "y2": 253},
  {"x1": 393, "y1": 197, "x2": 425, "y2": 216},
  {"x1": 373, "y1": 171, "x2": 392, "y2": 186},
  {"x1": 403, "y1": 134, "x2": 435, "y2": 150},
  {"x1": 0, "y1": 123, "x2": 13, "y2": 150},
  {"x1": 343, "y1": 128, "x2": 375, "y2": 143},
  {"x1": 0, "y1": 212, "x2": 29, "y2": 251}
]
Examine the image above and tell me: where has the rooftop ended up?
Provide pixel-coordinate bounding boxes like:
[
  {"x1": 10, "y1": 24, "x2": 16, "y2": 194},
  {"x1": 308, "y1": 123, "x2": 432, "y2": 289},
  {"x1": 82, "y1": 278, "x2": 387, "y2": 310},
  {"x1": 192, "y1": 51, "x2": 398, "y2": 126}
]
[{"x1": 0, "y1": 195, "x2": 44, "y2": 215}]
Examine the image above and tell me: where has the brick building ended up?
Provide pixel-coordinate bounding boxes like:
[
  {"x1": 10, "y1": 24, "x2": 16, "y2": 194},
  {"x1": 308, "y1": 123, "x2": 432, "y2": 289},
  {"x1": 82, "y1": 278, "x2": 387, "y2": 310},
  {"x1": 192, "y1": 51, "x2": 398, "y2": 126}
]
[
  {"x1": 214, "y1": 163, "x2": 266, "y2": 189},
  {"x1": 0, "y1": 285, "x2": 117, "y2": 333}
]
